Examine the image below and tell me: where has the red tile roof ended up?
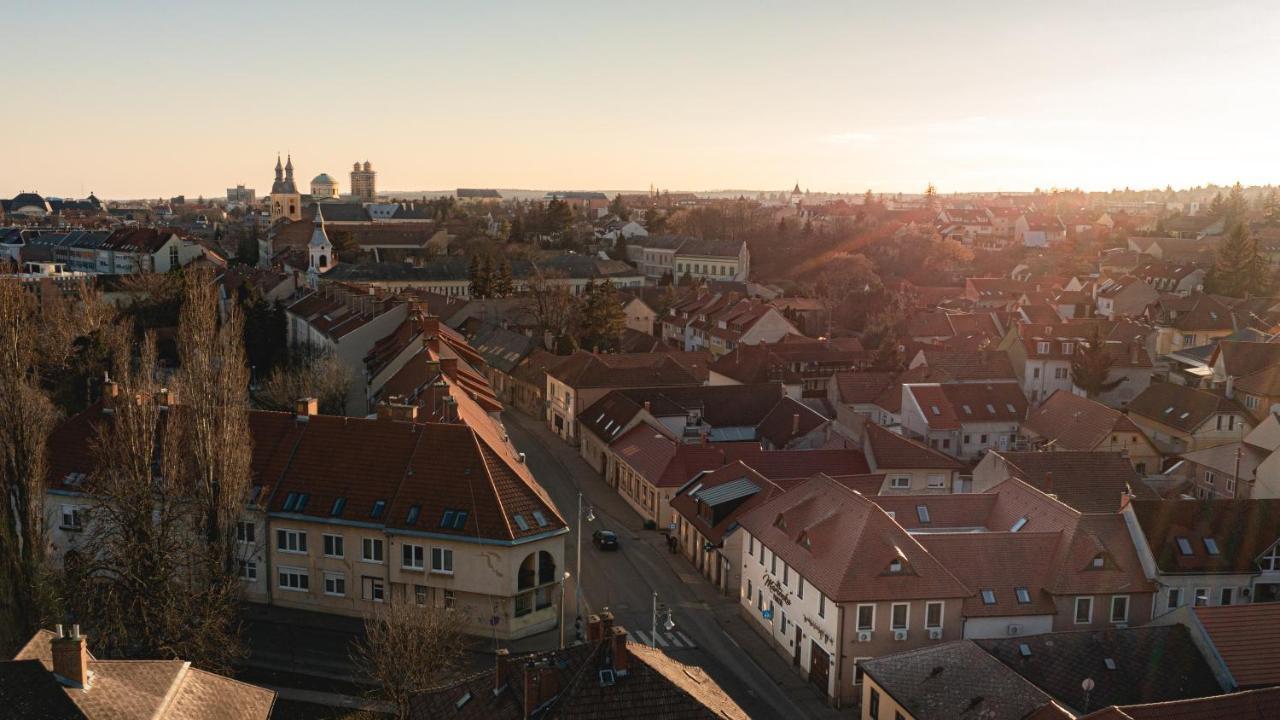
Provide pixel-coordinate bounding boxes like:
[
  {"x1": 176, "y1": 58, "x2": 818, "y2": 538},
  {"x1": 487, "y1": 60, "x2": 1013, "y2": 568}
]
[
  {"x1": 907, "y1": 382, "x2": 1027, "y2": 430},
  {"x1": 1077, "y1": 687, "x2": 1280, "y2": 720},
  {"x1": 1193, "y1": 603, "x2": 1280, "y2": 688},
  {"x1": 754, "y1": 396, "x2": 827, "y2": 447},
  {"x1": 864, "y1": 423, "x2": 964, "y2": 471}
]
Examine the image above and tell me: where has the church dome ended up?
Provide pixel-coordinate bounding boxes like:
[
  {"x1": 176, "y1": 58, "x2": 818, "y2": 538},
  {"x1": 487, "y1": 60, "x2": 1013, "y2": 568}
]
[{"x1": 312, "y1": 173, "x2": 336, "y2": 184}]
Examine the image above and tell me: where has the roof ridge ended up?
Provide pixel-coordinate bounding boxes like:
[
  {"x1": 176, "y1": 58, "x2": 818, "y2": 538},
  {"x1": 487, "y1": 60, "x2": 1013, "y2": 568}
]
[{"x1": 152, "y1": 660, "x2": 191, "y2": 720}]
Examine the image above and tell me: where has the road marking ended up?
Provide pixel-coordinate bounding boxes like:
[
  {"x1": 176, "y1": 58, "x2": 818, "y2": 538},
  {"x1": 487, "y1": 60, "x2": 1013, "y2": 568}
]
[
  {"x1": 651, "y1": 632, "x2": 669, "y2": 647},
  {"x1": 677, "y1": 631, "x2": 695, "y2": 647},
  {"x1": 631, "y1": 630, "x2": 650, "y2": 645},
  {"x1": 667, "y1": 633, "x2": 685, "y2": 648}
]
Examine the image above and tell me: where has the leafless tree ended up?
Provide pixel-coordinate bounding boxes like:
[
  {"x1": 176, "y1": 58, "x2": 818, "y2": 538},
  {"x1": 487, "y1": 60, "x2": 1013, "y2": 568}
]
[
  {"x1": 525, "y1": 265, "x2": 574, "y2": 350},
  {"x1": 0, "y1": 280, "x2": 57, "y2": 652},
  {"x1": 352, "y1": 601, "x2": 468, "y2": 720},
  {"x1": 254, "y1": 350, "x2": 352, "y2": 415}
]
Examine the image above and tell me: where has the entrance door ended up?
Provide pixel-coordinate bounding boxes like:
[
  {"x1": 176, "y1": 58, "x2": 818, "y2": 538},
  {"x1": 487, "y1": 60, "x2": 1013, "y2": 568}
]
[
  {"x1": 808, "y1": 640, "x2": 829, "y2": 694},
  {"x1": 793, "y1": 627, "x2": 802, "y2": 666}
]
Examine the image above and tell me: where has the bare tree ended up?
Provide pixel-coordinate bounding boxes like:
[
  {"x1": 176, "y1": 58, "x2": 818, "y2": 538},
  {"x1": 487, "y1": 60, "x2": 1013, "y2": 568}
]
[
  {"x1": 254, "y1": 350, "x2": 352, "y2": 415},
  {"x1": 525, "y1": 265, "x2": 574, "y2": 350},
  {"x1": 352, "y1": 602, "x2": 468, "y2": 719},
  {"x1": 0, "y1": 280, "x2": 57, "y2": 652}
]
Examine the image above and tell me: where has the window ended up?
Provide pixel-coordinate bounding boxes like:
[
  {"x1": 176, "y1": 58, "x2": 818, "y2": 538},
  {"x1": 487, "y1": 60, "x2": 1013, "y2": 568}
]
[
  {"x1": 1037, "y1": 342, "x2": 1050, "y2": 354},
  {"x1": 1062, "y1": 343, "x2": 1073, "y2": 355},
  {"x1": 1074, "y1": 597, "x2": 1093, "y2": 624},
  {"x1": 362, "y1": 538, "x2": 384, "y2": 563},
  {"x1": 748, "y1": 536, "x2": 754, "y2": 555},
  {"x1": 771, "y1": 553, "x2": 777, "y2": 575},
  {"x1": 1033, "y1": 367, "x2": 1041, "y2": 379},
  {"x1": 818, "y1": 593, "x2": 826, "y2": 618},
  {"x1": 759, "y1": 547, "x2": 765, "y2": 566},
  {"x1": 444, "y1": 589, "x2": 456, "y2": 609},
  {"x1": 1204, "y1": 538, "x2": 1220, "y2": 555},
  {"x1": 1262, "y1": 543, "x2": 1280, "y2": 571},
  {"x1": 415, "y1": 585, "x2": 428, "y2": 606},
  {"x1": 889, "y1": 476, "x2": 910, "y2": 489},
  {"x1": 1015, "y1": 587, "x2": 1031, "y2": 604},
  {"x1": 323, "y1": 534, "x2": 344, "y2": 558},
  {"x1": 782, "y1": 563, "x2": 789, "y2": 585},
  {"x1": 1054, "y1": 367, "x2": 1069, "y2": 379},
  {"x1": 278, "y1": 567, "x2": 308, "y2": 592},
  {"x1": 856, "y1": 604, "x2": 874, "y2": 631},
  {"x1": 370, "y1": 500, "x2": 386, "y2": 519},
  {"x1": 60, "y1": 505, "x2": 84, "y2": 531},
  {"x1": 1010, "y1": 517, "x2": 1028, "y2": 532},
  {"x1": 981, "y1": 589, "x2": 996, "y2": 605},
  {"x1": 1247, "y1": 395, "x2": 1260, "y2": 410},
  {"x1": 236, "y1": 520, "x2": 255, "y2": 543},
  {"x1": 1205, "y1": 471, "x2": 1216, "y2": 487},
  {"x1": 324, "y1": 572, "x2": 346, "y2": 597},
  {"x1": 1182, "y1": 334, "x2": 1195, "y2": 347},
  {"x1": 869, "y1": 688, "x2": 880, "y2": 717},
  {"x1": 927, "y1": 475, "x2": 946, "y2": 489},
  {"x1": 925, "y1": 601, "x2": 943, "y2": 629},
  {"x1": 402, "y1": 543, "x2": 425, "y2": 569},
  {"x1": 1167, "y1": 587, "x2": 1182, "y2": 609},
  {"x1": 1176, "y1": 537, "x2": 1193, "y2": 556},
  {"x1": 798, "y1": 577, "x2": 804, "y2": 599},
  {"x1": 1091, "y1": 554, "x2": 1106, "y2": 569},
  {"x1": 238, "y1": 560, "x2": 257, "y2": 581},
  {"x1": 432, "y1": 547, "x2": 454, "y2": 574},
  {"x1": 277, "y1": 529, "x2": 307, "y2": 554},
  {"x1": 362, "y1": 576, "x2": 385, "y2": 602},
  {"x1": 917, "y1": 505, "x2": 931, "y2": 523},
  {"x1": 1110, "y1": 595, "x2": 1129, "y2": 623},
  {"x1": 1194, "y1": 588, "x2": 1209, "y2": 607},
  {"x1": 1220, "y1": 587, "x2": 1235, "y2": 606},
  {"x1": 888, "y1": 559, "x2": 902, "y2": 573}
]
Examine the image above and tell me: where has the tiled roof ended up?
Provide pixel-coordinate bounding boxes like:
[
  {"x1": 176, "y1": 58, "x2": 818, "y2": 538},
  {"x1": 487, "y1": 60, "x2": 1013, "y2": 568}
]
[
  {"x1": 864, "y1": 423, "x2": 964, "y2": 471},
  {"x1": 990, "y1": 451, "x2": 1157, "y2": 513},
  {"x1": 739, "y1": 474, "x2": 970, "y2": 603},
  {"x1": 1078, "y1": 687, "x2": 1280, "y2": 720},
  {"x1": 754, "y1": 396, "x2": 827, "y2": 448},
  {"x1": 1022, "y1": 391, "x2": 1148, "y2": 451},
  {"x1": 579, "y1": 384, "x2": 786, "y2": 444},
  {"x1": 1130, "y1": 500, "x2": 1280, "y2": 575},
  {"x1": 1193, "y1": 603, "x2": 1280, "y2": 688},
  {"x1": 1126, "y1": 383, "x2": 1245, "y2": 434},
  {"x1": 833, "y1": 371, "x2": 898, "y2": 405},
  {"x1": 1214, "y1": 341, "x2": 1280, "y2": 378},
  {"x1": 906, "y1": 382, "x2": 1027, "y2": 430},
  {"x1": 914, "y1": 350, "x2": 1016, "y2": 381},
  {"x1": 978, "y1": 625, "x2": 1222, "y2": 711},
  {"x1": 548, "y1": 350, "x2": 704, "y2": 390},
  {"x1": 917, "y1": 532, "x2": 1060, "y2": 617},
  {"x1": 859, "y1": 641, "x2": 1057, "y2": 720},
  {"x1": 670, "y1": 461, "x2": 784, "y2": 545}
]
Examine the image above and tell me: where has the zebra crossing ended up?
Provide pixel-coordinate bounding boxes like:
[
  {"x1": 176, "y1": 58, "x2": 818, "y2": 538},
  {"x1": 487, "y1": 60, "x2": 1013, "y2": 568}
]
[{"x1": 630, "y1": 629, "x2": 697, "y2": 649}]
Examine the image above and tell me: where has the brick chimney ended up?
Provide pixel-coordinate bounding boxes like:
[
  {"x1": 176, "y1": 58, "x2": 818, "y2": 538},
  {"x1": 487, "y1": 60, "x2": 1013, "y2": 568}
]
[
  {"x1": 1043, "y1": 472, "x2": 1055, "y2": 498},
  {"x1": 609, "y1": 626, "x2": 631, "y2": 676},
  {"x1": 522, "y1": 663, "x2": 541, "y2": 719},
  {"x1": 295, "y1": 397, "x2": 318, "y2": 421},
  {"x1": 495, "y1": 648, "x2": 510, "y2": 692},
  {"x1": 440, "y1": 357, "x2": 458, "y2": 379},
  {"x1": 51, "y1": 624, "x2": 90, "y2": 689},
  {"x1": 643, "y1": 400, "x2": 651, "y2": 414},
  {"x1": 586, "y1": 613, "x2": 605, "y2": 642},
  {"x1": 420, "y1": 316, "x2": 440, "y2": 353}
]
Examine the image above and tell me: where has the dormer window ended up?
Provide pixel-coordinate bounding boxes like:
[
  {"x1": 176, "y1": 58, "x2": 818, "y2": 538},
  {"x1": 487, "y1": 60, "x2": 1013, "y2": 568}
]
[
  {"x1": 799, "y1": 532, "x2": 812, "y2": 550},
  {"x1": 1091, "y1": 553, "x2": 1107, "y2": 568},
  {"x1": 1062, "y1": 343, "x2": 1073, "y2": 355},
  {"x1": 774, "y1": 513, "x2": 788, "y2": 530},
  {"x1": 1037, "y1": 342, "x2": 1050, "y2": 354},
  {"x1": 888, "y1": 559, "x2": 902, "y2": 573}
]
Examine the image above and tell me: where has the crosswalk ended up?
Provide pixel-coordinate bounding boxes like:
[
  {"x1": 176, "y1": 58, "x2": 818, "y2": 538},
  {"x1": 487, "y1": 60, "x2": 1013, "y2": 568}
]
[{"x1": 630, "y1": 629, "x2": 697, "y2": 649}]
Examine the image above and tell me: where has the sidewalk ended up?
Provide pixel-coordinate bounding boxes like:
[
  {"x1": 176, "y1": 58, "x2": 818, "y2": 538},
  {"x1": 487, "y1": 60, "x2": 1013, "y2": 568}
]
[{"x1": 266, "y1": 685, "x2": 394, "y2": 713}]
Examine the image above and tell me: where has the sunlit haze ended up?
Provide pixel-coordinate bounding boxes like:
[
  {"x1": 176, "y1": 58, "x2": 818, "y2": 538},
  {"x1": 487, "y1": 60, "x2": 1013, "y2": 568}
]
[{"x1": 4, "y1": 0, "x2": 1278, "y2": 198}]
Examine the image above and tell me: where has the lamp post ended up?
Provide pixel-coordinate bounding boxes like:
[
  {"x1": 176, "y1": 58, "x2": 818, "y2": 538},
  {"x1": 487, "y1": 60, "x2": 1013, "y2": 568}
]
[
  {"x1": 575, "y1": 492, "x2": 595, "y2": 638},
  {"x1": 651, "y1": 591, "x2": 675, "y2": 648},
  {"x1": 560, "y1": 570, "x2": 571, "y2": 650}
]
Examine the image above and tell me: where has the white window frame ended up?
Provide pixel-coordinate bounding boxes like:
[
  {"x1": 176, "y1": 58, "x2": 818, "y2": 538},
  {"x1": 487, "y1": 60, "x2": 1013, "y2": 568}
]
[
  {"x1": 324, "y1": 571, "x2": 346, "y2": 597},
  {"x1": 856, "y1": 603, "x2": 875, "y2": 632},
  {"x1": 431, "y1": 546, "x2": 454, "y2": 574},
  {"x1": 362, "y1": 537, "x2": 384, "y2": 564},
  {"x1": 1110, "y1": 595, "x2": 1129, "y2": 623},
  {"x1": 927, "y1": 475, "x2": 946, "y2": 489},
  {"x1": 322, "y1": 533, "x2": 344, "y2": 558},
  {"x1": 362, "y1": 576, "x2": 385, "y2": 602},
  {"x1": 276, "y1": 528, "x2": 307, "y2": 554},
  {"x1": 278, "y1": 566, "x2": 308, "y2": 592},
  {"x1": 238, "y1": 559, "x2": 257, "y2": 582},
  {"x1": 1074, "y1": 596, "x2": 1093, "y2": 624},
  {"x1": 1262, "y1": 543, "x2": 1280, "y2": 572},
  {"x1": 60, "y1": 504, "x2": 84, "y2": 531},
  {"x1": 235, "y1": 520, "x2": 255, "y2": 544},
  {"x1": 925, "y1": 601, "x2": 944, "y2": 630},
  {"x1": 402, "y1": 543, "x2": 425, "y2": 570},
  {"x1": 1193, "y1": 587, "x2": 1210, "y2": 607},
  {"x1": 890, "y1": 603, "x2": 909, "y2": 631},
  {"x1": 889, "y1": 475, "x2": 911, "y2": 490}
]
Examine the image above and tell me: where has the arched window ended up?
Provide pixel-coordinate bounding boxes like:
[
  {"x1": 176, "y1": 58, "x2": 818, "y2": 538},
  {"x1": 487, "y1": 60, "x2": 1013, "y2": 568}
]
[
  {"x1": 318, "y1": 254, "x2": 328, "y2": 268},
  {"x1": 518, "y1": 552, "x2": 536, "y2": 590}
]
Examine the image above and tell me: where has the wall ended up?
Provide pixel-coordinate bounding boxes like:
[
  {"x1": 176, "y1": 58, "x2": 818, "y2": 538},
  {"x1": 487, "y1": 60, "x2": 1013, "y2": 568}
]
[{"x1": 960, "y1": 614, "x2": 1054, "y2": 639}]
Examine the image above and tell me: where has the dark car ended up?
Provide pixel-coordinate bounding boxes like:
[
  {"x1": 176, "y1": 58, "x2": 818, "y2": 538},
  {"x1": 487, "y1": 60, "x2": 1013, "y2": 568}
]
[{"x1": 592, "y1": 530, "x2": 620, "y2": 551}]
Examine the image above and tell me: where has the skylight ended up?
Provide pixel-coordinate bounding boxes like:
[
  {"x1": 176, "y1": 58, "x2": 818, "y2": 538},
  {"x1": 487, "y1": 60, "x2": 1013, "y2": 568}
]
[
  {"x1": 986, "y1": 404, "x2": 996, "y2": 414},
  {"x1": 916, "y1": 505, "x2": 931, "y2": 523},
  {"x1": 930, "y1": 405, "x2": 941, "y2": 415},
  {"x1": 406, "y1": 504, "x2": 420, "y2": 525},
  {"x1": 1010, "y1": 517, "x2": 1028, "y2": 532},
  {"x1": 282, "y1": 492, "x2": 298, "y2": 512},
  {"x1": 452, "y1": 510, "x2": 468, "y2": 529},
  {"x1": 1104, "y1": 658, "x2": 1117, "y2": 671},
  {"x1": 330, "y1": 497, "x2": 346, "y2": 517},
  {"x1": 1164, "y1": 406, "x2": 1174, "y2": 415},
  {"x1": 533, "y1": 510, "x2": 548, "y2": 527},
  {"x1": 441, "y1": 510, "x2": 456, "y2": 528},
  {"x1": 888, "y1": 559, "x2": 902, "y2": 573},
  {"x1": 371, "y1": 499, "x2": 386, "y2": 519},
  {"x1": 1176, "y1": 537, "x2": 1193, "y2": 555},
  {"x1": 1019, "y1": 643, "x2": 1032, "y2": 658},
  {"x1": 962, "y1": 404, "x2": 972, "y2": 415},
  {"x1": 1016, "y1": 587, "x2": 1031, "y2": 604},
  {"x1": 981, "y1": 589, "x2": 996, "y2": 605},
  {"x1": 1005, "y1": 403, "x2": 1016, "y2": 413},
  {"x1": 1204, "y1": 538, "x2": 1220, "y2": 555},
  {"x1": 295, "y1": 493, "x2": 309, "y2": 512},
  {"x1": 513, "y1": 514, "x2": 529, "y2": 531}
]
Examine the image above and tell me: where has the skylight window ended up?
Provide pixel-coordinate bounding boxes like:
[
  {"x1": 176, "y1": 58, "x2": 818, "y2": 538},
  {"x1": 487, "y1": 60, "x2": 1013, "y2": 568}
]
[
  {"x1": 1204, "y1": 538, "x2": 1220, "y2": 555},
  {"x1": 295, "y1": 493, "x2": 309, "y2": 512},
  {"x1": 962, "y1": 404, "x2": 972, "y2": 415},
  {"x1": 406, "y1": 504, "x2": 420, "y2": 525},
  {"x1": 986, "y1": 404, "x2": 996, "y2": 414},
  {"x1": 1179, "y1": 411, "x2": 1190, "y2": 419},
  {"x1": 916, "y1": 505, "x2": 931, "y2": 523},
  {"x1": 1104, "y1": 658, "x2": 1117, "y2": 671},
  {"x1": 1164, "y1": 406, "x2": 1174, "y2": 415},
  {"x1": 981, "y1": 589, "x2": 997, "y2": 605},
  {"x1": 1176, "y1": 537, "x2": 1193, "y2": 555},
  {"x1": 930, "y1": 405, "x2": 941, "y2": 415},
  {"x1": 282, "y1": 492, "x2": 298, "y2": 512},
  {"x1": 441, "y1": 510, "x2": 455, "y2": 528},
  {"x1": 513, "y1": 514, "x2": 529, "y2": 531},
  {"x1": 888, "y1": 559, "x2": 902, "y2": 573},
  {"x1": 533, "y1": 510, "x2": 548, "y2": 527},
  {"x1": 1016, "y1": 587, "x2": 1031, "y2": 604},
  {"x1": 1019, "y1": 643, "x2": 1032, "y2": 658},
  {"x1": 330, "y1": 497, "x2": 346, "y2": 517},
  {"x1": 371, "y1": 499, "x2": 386, "y2": 519},
  {"x1": 452, "y1": 510, "x2": 468, "y2": 529},
  {"x1": 1091, "y1": 554, "x2": 1105, "y2": 568},
  {"x1": 1010, "y1": 517, "x2": 1028, "y2": 532}
]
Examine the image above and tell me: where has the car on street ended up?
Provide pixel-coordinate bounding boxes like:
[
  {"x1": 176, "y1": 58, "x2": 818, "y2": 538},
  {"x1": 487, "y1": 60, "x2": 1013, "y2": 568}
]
[{"x1": 592, "y1": 529, "x2": 620, "y2": 551}]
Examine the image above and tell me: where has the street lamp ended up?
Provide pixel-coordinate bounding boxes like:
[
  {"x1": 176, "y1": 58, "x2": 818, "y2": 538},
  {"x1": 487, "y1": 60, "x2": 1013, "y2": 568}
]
[
  {"x1": 560, "y1": 570, "x2": 572, "y2": 650},
  {"x1": 651, "y1": 591, "x2": 675, "y2": 648},
  {"x1": 575, "y1": 492, "x2": 595, "y2": 638}
]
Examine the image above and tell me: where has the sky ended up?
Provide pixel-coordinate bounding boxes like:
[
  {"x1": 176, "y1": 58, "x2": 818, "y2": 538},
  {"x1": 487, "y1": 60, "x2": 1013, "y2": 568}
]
[{"x1": 3, "y1": 0, "x2": 1279, "y2": 199}]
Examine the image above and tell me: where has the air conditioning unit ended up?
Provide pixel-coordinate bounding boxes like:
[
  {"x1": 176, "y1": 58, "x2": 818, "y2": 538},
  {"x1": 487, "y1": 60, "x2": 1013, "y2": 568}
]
[
  {"x1": 928, "y1": 628, "x2": 943, "y2": 640},
  {"x1": 893, "y1": 629, "x2": 908, "y2": 641},
  {"x1": 1006, "y1": 624, "x2": 1023, "y2": 636},
  {"x1": 857, "y1": 630, "x2": 872, "y2": 642}
]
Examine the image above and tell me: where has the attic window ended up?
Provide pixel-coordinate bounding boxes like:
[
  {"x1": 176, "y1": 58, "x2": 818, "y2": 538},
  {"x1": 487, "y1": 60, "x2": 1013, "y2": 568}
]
[
  {"x1": 513, "y1": 514, "x2": 530, "y2": 531},
  {"x1": 294, "y1": 493, "x2": 310, "y2": 512},
  {"x1": 962, "y1": 404, "x2": 973, "y2": 415},
  {"x1": 371, "y1": 500, "x2": 386, "y2": 519},
  {"x1": 930, "y1": 405, "x2": 941, "y2": 416},
  {"x1": 533, "y1": 511, "x2": 549, "y2": 527},
  {"x1": 774, "y1": 513, "x2": 788, "y2": 530},
  {"x1": 1104, "y1": 658, "x2": 1117, "y2": 671},
  {"x1": 330, "y1": 497, "x2": 347, "y2": 517},
  {"x1": 1091, "y1": 554, "x2": 1106, "y2": 568},
  {"x1": 981, "y1": 589, "x2": 997, "y2": 605},
  {"x1": 986, "y1": 404, "x2": 996, "y2": 414},
  {"x1": 888, "y1": 559, "x2": 902, "y2": 573},
  {"x1": 1010, "y1": 517, "x2": 1028, "y2": 532},
  {"x1": 1005, "y1": 403, "x2": 1017, "y2": 413},
  {"x1": 1164, "y1": 406, "x2": 1174, "y2": 415},
  {"x1": 916, "y1": 505, "x2": 931, "y2": 523},
  {"x1": 800, "y1": 532, "x2": 812, "y2": 549},
  {"x1": 282, "y1": 492, "x2": 298, "y2": 512},
  {"x1": 452, "y1": 511, "x2": 468, "y2": 529},
  {"x1": 441, "y1": 510, "x2": 456, "y2": 528},
  {"x1": 405, "y1": 504, "x2": 420, "y2": 525},
  {"x1": 1203, "y1": 538, "x2": 1220, "y2": 555},
  {"x1": 1176, "y1": 537, "x2": 1193, "y2": 556},
  {"x1": 1179, "y1": 411, "x2": 1190, "y2": 419},
  {"x1": 1019, "y1": 643, "x2": 1032, "y2": 658},
  {"x1": 455, "y1": 691, "x2": 472, "y2": 709},
  {"x1": 1016, "y1": 587, "x2": 1031, "y2": 604}
]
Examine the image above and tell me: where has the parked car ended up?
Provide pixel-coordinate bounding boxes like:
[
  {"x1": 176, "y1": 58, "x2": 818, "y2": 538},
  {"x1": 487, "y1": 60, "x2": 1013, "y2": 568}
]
[{"x1": 592, "y1": 529, "x2": 620, "y2": 551}]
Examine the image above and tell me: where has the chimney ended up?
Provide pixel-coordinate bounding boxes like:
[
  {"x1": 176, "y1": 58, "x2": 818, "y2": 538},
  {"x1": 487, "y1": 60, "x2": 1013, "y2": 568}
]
[
  {"x1": 642, "y1": 400, "x2": 651, "y2": 414},
  {"x1": 538, "y1": 665, "x2": 560, "y2": 705},
  {"x1": 1129, "y1": 342, "x2": 1139, "y2": 365},
  {"x1": 420, "y1": 316, "x2": 440, "y2": 353},
  {"x1": 1044, "y1": 472, "x2": 1056, "y2": 499},
  {"x1": 495, "y1": 648, "x2": 510, "y2": 692},
  {"x1": 51, "y1": 624, "x2": 90, "y2": 689},
  {"x1": 522, "y1": 664, "x2": 541, "y2": 719},
  {"x1": 609, "y1": 626, "x2": 631, "y2": 676},
  {"x1": 792, "y1": 413, "x2": 801, "y2": 436},
  {"x1": 587, "y1": 613, "x2": 605, "y2": 642},
  {"x1": 392, "y1": 403, "x2": 418, "y2": 422},
  {"x1": 295, "y1": 397, "x2": 318, "y2": 421},
  {"x1": 440, "y1": 357, "x2": 458, "y2": 379}
]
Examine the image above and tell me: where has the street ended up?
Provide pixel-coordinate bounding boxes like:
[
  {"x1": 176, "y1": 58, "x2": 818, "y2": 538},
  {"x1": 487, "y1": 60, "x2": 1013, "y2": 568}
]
[{"x1": 503, "y1": 411, "x2": 847, "y2": 720}]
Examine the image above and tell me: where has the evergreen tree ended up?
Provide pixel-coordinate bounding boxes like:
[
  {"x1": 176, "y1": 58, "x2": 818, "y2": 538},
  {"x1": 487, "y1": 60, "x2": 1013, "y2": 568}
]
[
  {"x1": 1224, "y1": 181, "x2": 1247, "y2": 224},
  {"x1": 578, "y1": 280, "x2": 624, "y2": 352},
  {"x1": 492, "y1": 259, "x2": 514, "y2": 298},
  {"x1": 469, "y1": 255, "x2": 493, "y2": 299},
  {"x1": 544, "y1": 198, "x2": 573, "y2": 235},
  {"x1": 1071, "y1": 331, "x2": 1123, "y2": 398},
  {"x1": 609, "y1": 194, "x2": 630, "y2": 221},
  {"x1": 1208, "y1": 223, "x2": 1265, "y2": 298}
]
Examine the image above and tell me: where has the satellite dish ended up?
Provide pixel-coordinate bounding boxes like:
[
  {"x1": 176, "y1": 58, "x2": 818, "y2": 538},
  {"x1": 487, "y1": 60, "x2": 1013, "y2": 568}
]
[{"x1": 1081, "y1": 678, "x2": 1095, "y2": 691}]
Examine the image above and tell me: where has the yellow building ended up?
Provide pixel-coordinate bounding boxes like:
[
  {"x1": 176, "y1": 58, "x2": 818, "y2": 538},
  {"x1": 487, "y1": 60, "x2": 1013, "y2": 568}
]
[{"x1": 269, "y1": 154, "x2": 302, "y2": 224}]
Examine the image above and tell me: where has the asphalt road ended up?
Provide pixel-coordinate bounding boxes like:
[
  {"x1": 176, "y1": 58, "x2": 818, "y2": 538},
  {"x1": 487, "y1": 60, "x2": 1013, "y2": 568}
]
[{"x1": 503, "y1": 411, "x2": 829, "y2": 720}]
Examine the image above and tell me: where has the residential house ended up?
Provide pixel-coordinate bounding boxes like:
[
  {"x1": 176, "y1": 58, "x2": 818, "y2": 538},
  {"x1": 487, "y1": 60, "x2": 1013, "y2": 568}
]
[
  {"x1": 1077, "y1": 686, "x2": 1280, "y2": 720},
  {"x1": 1094, "y1": 275, "x2": 1160, "y2": 320},
  {"x1": 859, "y1": 423, "x2": 965, "y2": 494},
  {"x1": 1015, "y1": 214, "x2": 1066, "y2": 248},
  {"x1": 1132, "y1": 261, "x2": 1206, "y2": 296},
  {"x1": 686, "y1": 298, "x2": 800, "y2": 356},
  {"x1": 1124, "y1": 499, "x2": 1280, "y2": 612},
  {"x1": 1126, "y1": 382, "x2": 1250, "y2": 455},
  {"x1": 707, "y1": 336, "x2": 872, "y2": 397},
  {"x1": 827, "y1": 371, "x2": 899, "y2": 436},
  {"x1": 971, "y1": 451, "x2": 1159, "y2": 513},
  {"x1": 998, "y1": 319, "x2": 1108, "y2": 404},
  {"x1": 5, "y1": 627, "x2": 275, "y2": 719},
  {"x1": 1020, "y1": 391, "x2": 1162, "y2": 474},
  {"x1": 1146, "y1": 293, "x2": 1236, "y2": 356},
  {"x1": 1207, "y1": 341, "x2": 1280, "y2": 420},
  {"x1": 899, "y1": 382, "x2": 1028, "y2": 461},
  {"x1": 674, "y1": 237, "x2": 750, "y2": 282},
  {"x1": 545, "y1": 350, "x2": 707, "y2": 443},
  {"x1": 509, "y1": 349, "x2": 563, "y2": 420}
]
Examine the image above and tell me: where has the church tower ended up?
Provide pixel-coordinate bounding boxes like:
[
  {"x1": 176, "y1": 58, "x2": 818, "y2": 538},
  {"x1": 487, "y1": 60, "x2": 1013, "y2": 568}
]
[
  {"x1": 269, "y1": 154, "x2": 302, "y2": 224},
  {"x1": 309, "y1": 204, "x2": 334, "y2": 274},
  {"x1": 350, "y1": 160, "x2": 377, "y2": 203}
]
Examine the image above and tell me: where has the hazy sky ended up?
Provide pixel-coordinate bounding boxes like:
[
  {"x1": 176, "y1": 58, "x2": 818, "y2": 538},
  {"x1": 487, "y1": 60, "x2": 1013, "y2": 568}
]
[{"x1": 4, "y1": 0, "x2": 1278, "y2": 199}]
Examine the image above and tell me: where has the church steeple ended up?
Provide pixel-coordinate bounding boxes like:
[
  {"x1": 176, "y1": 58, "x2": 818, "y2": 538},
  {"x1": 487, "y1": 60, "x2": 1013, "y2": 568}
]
[
  {"x1": 308, "y1": 204, "x2": 333, "y2": 279},
  {"x1": 285, "y1": 154, "x2": 295, "y2": 182},
  {"x1": 274, "y1": 155, "x2": 284, "y2": 184}
]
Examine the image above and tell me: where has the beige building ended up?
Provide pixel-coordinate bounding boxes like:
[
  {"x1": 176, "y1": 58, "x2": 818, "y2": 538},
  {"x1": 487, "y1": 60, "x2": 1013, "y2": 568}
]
[
  {"x1": 350, "y1": 160, "x2": 376, "y2": 202},
  {"x1": 269, "y1": 154, "x2": 302, "y2": 224}
]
